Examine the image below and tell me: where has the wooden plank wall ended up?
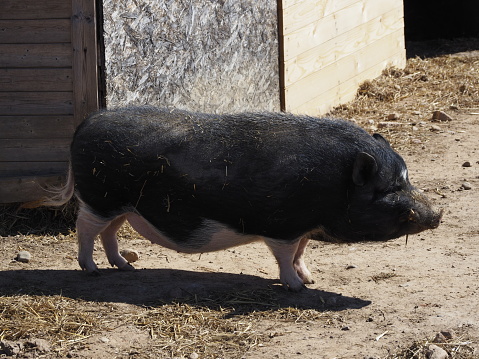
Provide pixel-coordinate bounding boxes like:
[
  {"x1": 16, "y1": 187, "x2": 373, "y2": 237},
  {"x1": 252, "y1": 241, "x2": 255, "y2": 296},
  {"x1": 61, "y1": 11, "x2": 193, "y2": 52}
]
[
  {"x1": 0, "y1": 0, "x2": 99, "y2": 203},
  {"x1": 280, "y1": 0, "x2": 406, "y2": 115}
]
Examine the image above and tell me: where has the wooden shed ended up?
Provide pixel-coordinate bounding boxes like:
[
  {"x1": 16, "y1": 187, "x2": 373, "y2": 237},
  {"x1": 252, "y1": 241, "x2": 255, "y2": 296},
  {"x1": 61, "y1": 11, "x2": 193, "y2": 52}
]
[
  {"x1": 0, "y1": 0, "x2": 100, "y2": 203},
  {"x1": 1, "y1": 0, "x2": 406, "y2": 203}
]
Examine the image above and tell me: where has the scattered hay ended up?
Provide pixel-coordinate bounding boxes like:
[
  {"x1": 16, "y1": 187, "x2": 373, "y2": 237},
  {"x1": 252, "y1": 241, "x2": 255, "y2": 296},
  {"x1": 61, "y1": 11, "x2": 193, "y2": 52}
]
[
  {"x1": 133, "y1": 288, "x2": 337, "y2": 358},
  {"x1": 0, "y1": 200, "x2": 77, "y2": 237},
  {"x1": 0, "y1": 295, "x2": 102, "y2": 348},
  {"x1": 370, "y1": 272, "x2": 398, "y2": 282},
  {"x1": 0, "y1": 289, "x2": 338, "y2": 358},
  {"x1": 328, "y1": 42, "x2": 479, "y2": 151},
  {"x1": 388, "y1": 334, "x2": 476, "y2": 359},
  {"x1": 134, "y1": 302, "x2": 264, "y2": 358}
]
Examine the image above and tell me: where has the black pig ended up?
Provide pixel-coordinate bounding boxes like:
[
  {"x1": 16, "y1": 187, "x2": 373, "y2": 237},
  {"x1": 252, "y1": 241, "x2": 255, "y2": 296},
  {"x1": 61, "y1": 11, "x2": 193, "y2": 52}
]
[{"x1": 36, "y1": 107, "x2": 442, "y2": 291}]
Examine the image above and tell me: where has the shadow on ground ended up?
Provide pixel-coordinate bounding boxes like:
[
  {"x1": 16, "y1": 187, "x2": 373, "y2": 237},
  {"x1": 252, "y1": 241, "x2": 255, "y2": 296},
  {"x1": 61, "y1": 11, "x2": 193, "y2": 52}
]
[
  {"x1": 406, "y1": 37, "x2": 479, "y2": 58},
  {"x1": 0, "y1": 268, "x2": 371, "y2": 314}
]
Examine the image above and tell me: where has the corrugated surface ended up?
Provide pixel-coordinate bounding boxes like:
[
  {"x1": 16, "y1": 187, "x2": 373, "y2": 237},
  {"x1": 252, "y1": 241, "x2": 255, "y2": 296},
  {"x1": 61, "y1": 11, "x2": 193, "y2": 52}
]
[{"x1": 103, "y1": 0, "x2": 280, "y2": 113}]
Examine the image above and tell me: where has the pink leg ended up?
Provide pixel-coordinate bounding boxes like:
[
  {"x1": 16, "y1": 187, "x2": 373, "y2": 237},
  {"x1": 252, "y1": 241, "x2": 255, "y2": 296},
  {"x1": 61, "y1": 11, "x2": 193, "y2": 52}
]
[
  {"x1": 100, "y1": 215, "x2": 134, "y2": 271},
  {"x1": 293, "y1": 237, "x2": 314, "y2": 284},
  {"x1": 264, "y1": 238, "x2": 305, "y2": 292},
  {"x1": 76, "y1": 206, "x2": 110, "y2": 274}
]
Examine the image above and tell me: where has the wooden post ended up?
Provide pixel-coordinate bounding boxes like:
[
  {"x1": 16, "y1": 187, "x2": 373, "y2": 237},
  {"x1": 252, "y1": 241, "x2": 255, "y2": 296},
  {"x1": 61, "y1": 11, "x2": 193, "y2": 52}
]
[{"x1": 72, "y1": 0, "x2": 99, "y2": 127}]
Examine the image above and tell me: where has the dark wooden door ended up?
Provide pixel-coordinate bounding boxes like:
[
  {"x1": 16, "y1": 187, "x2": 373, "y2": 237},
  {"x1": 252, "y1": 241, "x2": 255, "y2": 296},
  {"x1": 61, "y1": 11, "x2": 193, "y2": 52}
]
[{"x1": 0, "y1": 0, "x2": 99, "y2": 203}]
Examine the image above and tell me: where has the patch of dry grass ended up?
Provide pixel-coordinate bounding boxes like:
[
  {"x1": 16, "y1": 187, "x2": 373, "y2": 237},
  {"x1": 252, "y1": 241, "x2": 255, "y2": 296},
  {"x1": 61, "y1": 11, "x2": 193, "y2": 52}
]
[
  {"x1": 0, "y1": 289, "x2": 338, "y2": 358},
  {"x1": 328, "y1": 48, "x2": 479, "y2": 152},
  {"x1": 388, "y1": 334, "x2": 476, "y2": 359},
  {"x1": 330, "y1": 54, "x2": 479, "y2": 122},
  {"x1": 370, "y1": 272, "x2": 398, "y2": 282},
  {"x1": 0, "y1": 201, "x2": 77, "y2": 237},
  {"x1": 133, "y1": 288, "x2": 338, "y2": 358},
  {"x1": 0, "y1": 295, "x2": 101, "y2": 347}
]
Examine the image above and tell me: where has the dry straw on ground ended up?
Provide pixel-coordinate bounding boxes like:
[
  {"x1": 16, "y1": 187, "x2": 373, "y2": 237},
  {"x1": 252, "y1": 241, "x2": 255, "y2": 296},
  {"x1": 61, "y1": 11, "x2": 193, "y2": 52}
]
[
  {"x1": 0, "y1": 295, "x2": 101, "y2": 347},
  {"x1": 329, "y1": 42, "x2": 479, "y2": 152},
  {"x1": 0, "y1": 289, "x2": 337, "y2": 358},
  {"x1": 388, "y1": 334, "x2": 476, "y2": 359},
  {"x1": 132, "y1": 288, "x2": 338, "y2": 358}
]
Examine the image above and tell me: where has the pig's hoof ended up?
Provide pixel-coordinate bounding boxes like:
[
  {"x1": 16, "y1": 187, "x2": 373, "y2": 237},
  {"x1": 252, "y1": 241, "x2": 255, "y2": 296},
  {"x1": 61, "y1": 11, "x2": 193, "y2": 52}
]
[
  {"x1": 287, "y1": 283, "x2": 307, "y2": 292},
  {"x1": 87, "y1": 269, "x2": 101, "y2": 276},
  {"x1": 118, "y1": 262, "x2": 135, "y2": 271},
  {"x1": 302, "y1": 278, "x2": 315, "y2": 285},
  {"x1": 282, "y1": 278, "x2": 307, "y2": 292}
]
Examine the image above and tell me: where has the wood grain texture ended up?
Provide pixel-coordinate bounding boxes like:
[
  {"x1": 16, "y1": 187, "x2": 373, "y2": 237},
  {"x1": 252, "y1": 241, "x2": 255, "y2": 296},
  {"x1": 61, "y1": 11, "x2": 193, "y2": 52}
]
[
  {"x1": 72, "y1": 0, "x2": 100, "y2": 127},
  {"x1": 0, "y1": 162, "x2": 68, "y2": 177},
  {"x1": 0, "y1": 44, "x2": 72, "y2": 68},
  {"x1": 284, "y1": 7, "x2": 404, "y2": 87},
  {"x1": 283, "y1": 0, "x2": 401, "y2": 61},
  {"x1": 290, "y1": 50, "x2": 406, "y2": 115},
  {"x1": 281, "y1": 0, "x2": 406, "y2": 115},
  {"x1": 0, "y1": 139, "x2": 70, "y2": 162},
  {"x1": 0, "y1": 0, "x2": 98, "y2": 203},
  {"x1": 0, "y1": 175, "x2": 65, "y2": 203},
  {"x1": 285, "y1": 29, "x2": 405, "y2": 111},
  {"x1": 0, "y1": 19, "x2": 71, "y2": 43},
  {"x1": 0, "y1": 68, "x2": 73, "y2": 92},
  {"x1": 0, "y1": 92, "x2": 73, "y2": 116},
  {"x1": 282, "y1": 0, "x2": 358, "y2": 34},
  {"x1": 0, "y1": 0, "x2": 71, "y2": 20},
  {"x1": 0, "y1": 116, "x2": 75, "y2": 139}
]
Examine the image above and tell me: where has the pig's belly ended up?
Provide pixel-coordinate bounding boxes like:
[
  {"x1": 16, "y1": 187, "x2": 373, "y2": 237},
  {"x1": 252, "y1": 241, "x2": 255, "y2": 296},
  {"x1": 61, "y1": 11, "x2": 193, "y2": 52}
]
[{"x1": 125, "y1": 213, "x2": 262, "y2": 253}]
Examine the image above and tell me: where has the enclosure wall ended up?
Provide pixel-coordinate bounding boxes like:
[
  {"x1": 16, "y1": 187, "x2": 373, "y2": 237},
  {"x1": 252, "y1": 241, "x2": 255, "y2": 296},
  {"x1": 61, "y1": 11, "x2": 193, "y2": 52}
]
[
  {"x1": 280, "y1": 0, "x2": 406, "y2": 115},
  {"x1": 102, "y1": 0, "x2": 280, "y2": 113},
  {"x1": 0, "y1": 0, "x2": 99, "y2": 203}
]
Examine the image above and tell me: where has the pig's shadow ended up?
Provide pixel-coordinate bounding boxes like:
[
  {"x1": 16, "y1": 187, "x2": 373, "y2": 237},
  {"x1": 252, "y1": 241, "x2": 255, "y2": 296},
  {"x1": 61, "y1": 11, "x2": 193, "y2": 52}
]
[{"x1": 0, "y1": 268, "x2": 370, "y2": 314}]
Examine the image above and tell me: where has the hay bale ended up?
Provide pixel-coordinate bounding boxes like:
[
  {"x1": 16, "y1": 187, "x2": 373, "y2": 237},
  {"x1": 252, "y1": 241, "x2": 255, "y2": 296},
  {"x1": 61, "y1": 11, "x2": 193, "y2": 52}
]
[{"x1": 102, "y1": 0, "x2": 280, "y2": 113}]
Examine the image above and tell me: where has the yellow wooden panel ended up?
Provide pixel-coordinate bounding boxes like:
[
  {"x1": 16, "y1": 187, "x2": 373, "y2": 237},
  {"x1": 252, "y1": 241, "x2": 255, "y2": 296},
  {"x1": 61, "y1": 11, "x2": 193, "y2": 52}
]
[
  {"x1": 283, "y1": 0, "x2": 402, "y2": 61},
  {"x1": 284, "y1": 6, "x2": 404, "y2": 87},
  {"x1": 288, "y1": 49, "x2": 406, "y2": 115},
  {"x1": 281, "y1": 0, "x2": 305, "y2": 11},
  {"x1": 285, "y1": 29, "x2": 405, "y2": 111},
  {"x1": 282, "y1": 0, "x2": 359, "y2": 34}
]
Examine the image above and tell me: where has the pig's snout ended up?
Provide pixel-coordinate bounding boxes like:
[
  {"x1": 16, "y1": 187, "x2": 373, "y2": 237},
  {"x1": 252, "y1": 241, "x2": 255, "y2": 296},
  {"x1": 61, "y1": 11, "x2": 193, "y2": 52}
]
[
  {"x1": 407, "y1": 207, "x2": 443, "y2": 229},
  {"x1": 406, "y1": 191, "x2": 443, "y2": 232}
]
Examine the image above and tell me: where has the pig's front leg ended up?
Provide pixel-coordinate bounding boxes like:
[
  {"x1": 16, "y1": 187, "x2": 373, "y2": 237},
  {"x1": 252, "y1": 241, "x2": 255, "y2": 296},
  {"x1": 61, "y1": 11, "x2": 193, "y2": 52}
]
[{"x1": 264, "y1": 238, "x2": 309, "y2": 291}]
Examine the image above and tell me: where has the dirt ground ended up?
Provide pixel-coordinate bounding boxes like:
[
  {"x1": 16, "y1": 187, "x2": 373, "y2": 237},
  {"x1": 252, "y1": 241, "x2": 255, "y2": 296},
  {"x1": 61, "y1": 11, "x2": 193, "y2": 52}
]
[{"x1": 1, "y1": 40, "x2": 479, "y2": 358}]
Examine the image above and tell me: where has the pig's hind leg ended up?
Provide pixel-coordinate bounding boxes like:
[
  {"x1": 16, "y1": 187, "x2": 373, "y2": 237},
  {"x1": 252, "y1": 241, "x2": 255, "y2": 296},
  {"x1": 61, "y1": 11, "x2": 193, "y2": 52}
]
[
  {"x1": 264, "y1": 238, "x2": 311, "y2": 292},
  {"x1": 76, "y1": 206, "x2": 111, "y2": 274},
  {"x1": 293, "y1": 237, "x2": 314, "y2": 285},
  {"x1": 100, "y1": 215, "x2": 134, "y2": 271}
]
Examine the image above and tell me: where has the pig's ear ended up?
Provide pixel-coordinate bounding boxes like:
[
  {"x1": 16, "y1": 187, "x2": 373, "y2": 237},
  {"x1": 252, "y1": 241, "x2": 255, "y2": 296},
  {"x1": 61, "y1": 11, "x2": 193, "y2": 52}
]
[
  {"x1": 373, "y1": 133, "x2": 391, "y2": 147},
  {"x1": 352, "y1": 152, "x2": 378, "y2": 186}
]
